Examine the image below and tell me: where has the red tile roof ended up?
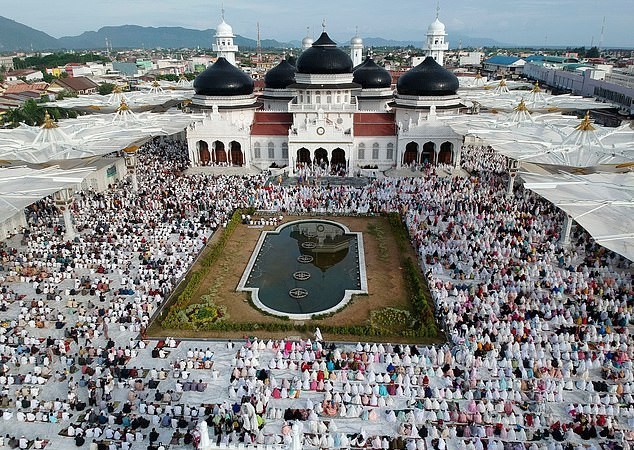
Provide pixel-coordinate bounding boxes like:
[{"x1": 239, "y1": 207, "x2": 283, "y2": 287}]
[
  {"x1": 251, "y1": 112, "x2": 293, "y2": 136},
  {"x1": 3, "y1": 82, "x2": 48, "y2": 94},
  {"x1": 353, "y1": 112, "x2": 396, "y2": 136}
]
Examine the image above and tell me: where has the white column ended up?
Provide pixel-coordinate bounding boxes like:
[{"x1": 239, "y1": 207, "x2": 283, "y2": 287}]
[
  {"x1": 560, "y1": 214, "x2": 573, "y2": 246},
  {"x1": 130, "y1": 172, "x2": 139, "y2": 192},
  {"x1": 62, "y1": 207, "x2": 77, "y2": 241},
  {"x1": 507, "y1": 171, "x2": 516, "y2": 196}
]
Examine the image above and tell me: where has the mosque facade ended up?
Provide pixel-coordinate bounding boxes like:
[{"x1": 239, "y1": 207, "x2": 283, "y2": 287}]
[{"x1": 186, "y1": 15, "x2": 464, "y2": 176}]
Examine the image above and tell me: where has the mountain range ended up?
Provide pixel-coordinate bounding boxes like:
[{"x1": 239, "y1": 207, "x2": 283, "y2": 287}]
[{"x1": 0, "y1": 15, "x2": 508, "y2": 52}]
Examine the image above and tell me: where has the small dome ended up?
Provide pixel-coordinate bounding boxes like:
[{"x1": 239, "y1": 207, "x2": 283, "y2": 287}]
[
  {"x1": 351, "y1": 36, "x2": 363, "y2": 46},
  {"x1": 296, "y1": 32, "x2": 353, "y2": 75},
  {"x1": 353, "y1": 57, "x2": 392, "y2": 89},
  {"x1": 302, "y1": 36, "x2": 314, "y2": 48},
  {"x1": 428, "y1": 18, "x2": 446, "y2": 34},
  {"x1": 216, "y1": 20, "x2": 234, "y2": 36},
  {"x1": 397, "y1": 56, "x2": 458, "y2": 96},
  {"x1": 194, "y1": 57, "x2": 254, "y2": 96},
  {"x1": 264, "y1": 59, "x2": 297, "y2": 89}
]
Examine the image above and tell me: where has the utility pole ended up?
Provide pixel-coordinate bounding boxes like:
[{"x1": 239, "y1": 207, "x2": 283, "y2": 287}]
[{"x1": 257, "y1": 22, "x2": 262, "y2": 64}]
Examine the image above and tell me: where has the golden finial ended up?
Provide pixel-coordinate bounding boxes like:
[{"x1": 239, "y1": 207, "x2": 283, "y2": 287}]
[
  {"x1": 514, "y1": 99, "x2": 529, "y2": 112},
  {"x1": 152, "y1": 81, "x2": 161, "y2": 87},
  {"x1": 42, "y1": 111, "x2": 58, "y2": 129},
  {"x1": 575, "y1": 111, "x2": 595, "y2": 131},
  {"x1": 475, "y1": 70, "x2": 482, "y2": 79},
  {"x1": 531, "y1": 81, "x2": 542, "y2": 93},
  {"x1": 118, "y1": 100, "x2": 130, "y2": 112},
  {"x1": 499, "y1": 78, "x2": 507, "y2": 87},
  {"x1": 113, "y1": 85, "x2": 123, "y2": 93}
]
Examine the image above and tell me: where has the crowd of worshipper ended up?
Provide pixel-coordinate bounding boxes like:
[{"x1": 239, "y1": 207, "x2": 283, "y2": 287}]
[{"x1": 0, "y1": 137, "x2": 631, "y2": 450}]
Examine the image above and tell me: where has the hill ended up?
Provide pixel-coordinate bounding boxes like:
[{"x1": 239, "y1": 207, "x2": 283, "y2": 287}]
[
  {"x1": 0, "y1": 15, "x2": 510, "y2": 52},
  {"x1": 0, "y1": 16, "x2": 58, "y2": 51},
  {"x1": 57, "y1": 25, "x2": 276, "y2": 50}
]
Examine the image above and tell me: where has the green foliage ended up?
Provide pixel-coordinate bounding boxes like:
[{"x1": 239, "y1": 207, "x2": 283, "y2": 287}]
[
  {"x1": 586, "y1": 46, "x2": 600, "y2": 58},
  {"x1": 155, "y1": 73, "x2": 196, "y2": 82},
  {"x1": 56, "y1": 89, "x2": 78, "y2": 100},
  {"x1": 161, "y1": 210, "x2": 244, "y2": 329},
  {"x1": 98, "y1": 82, "x2": 116, "y2": 95},
  {"x1": 0, "y1": 99, "x2": 78, "y2": 128},
  {"x1": 367, "y1": 223, "x2": 389, "y2": 262},
  {"x1": 12, "y1": 53, "x2": 107, "y2": 71}
]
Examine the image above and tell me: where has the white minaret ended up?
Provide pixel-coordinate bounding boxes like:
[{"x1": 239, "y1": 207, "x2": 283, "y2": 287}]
[
  {"x1": 213, "y1": 9, "x2": 239, "y2": 65},
  {"x1": 302, "y1": 27, "x2": 314, "y2": 51},
  {"x1": 350, "y1": 28, "x2": 364, "y2": 67},
  {"x1": 425, "y1": 4, "x2": 449, "y2": 66}
]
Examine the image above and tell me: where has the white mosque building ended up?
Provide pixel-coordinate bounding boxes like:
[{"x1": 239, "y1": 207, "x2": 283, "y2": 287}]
[{"x1": 187, "y1": 13, "x2": 464, "y2": 176}]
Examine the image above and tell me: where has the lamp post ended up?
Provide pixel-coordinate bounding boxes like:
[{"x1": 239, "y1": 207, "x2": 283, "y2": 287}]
[
  {"x1": 506, "y1": 158, "x2": 520, "y2": 197},
  {"x1": 53, "y1": 187, "x2": 76, "y2": 241},
  {"x1": 122, "y1": 146, "x2": 139, "y2": 192}
]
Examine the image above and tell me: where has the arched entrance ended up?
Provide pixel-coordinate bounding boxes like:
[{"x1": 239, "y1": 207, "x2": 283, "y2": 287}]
[
  {"x1": 314, "y1": 148, "x2": 328, "y2": 166},
  {"x1": 403, "y1": 142, "x2": 418, "y2": 165},
  {"x1": 230, "y1": 141, "x2": 243, "y2": 166},
  {"x1": 213, "y1": 141, "x2": 227, "y2": 164},
  {"x1": 297, "y1": 148, "x2": 311, "y2": 165},
  {"x1": 198, "y1": 140, "x2": 210, "y2": 165},
  {"x1": 331, "y1": 148, "x2": 346, "y2": 175},
  {"x1": 421, "y1": 142, "x2": 436, "y2": 165},
  {"x1": 439, "y1": 142, "x2": 453, "y2": 164}
]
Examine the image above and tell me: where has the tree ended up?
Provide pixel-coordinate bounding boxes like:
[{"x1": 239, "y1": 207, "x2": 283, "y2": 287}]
[
  {"x1": 98, "y1": 82, "x2": 116, "y2": 95},
  {"x1": 586, "y1": 47, "x2": 600, "y2": 58}
]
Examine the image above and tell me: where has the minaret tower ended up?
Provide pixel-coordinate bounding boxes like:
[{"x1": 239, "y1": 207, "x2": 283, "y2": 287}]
[
  {"x1": 213, "y1": 7, "x2": 239, "y2": 65},
  {"x1": 425, "y1": 3, "x2": 449, "y2": 66},
  {"x1": 302, "y1": 27, "x2": 314, "y2": 51},
  {"x1": 350, "y1": 27, "x2": 364, "y2": 67}
]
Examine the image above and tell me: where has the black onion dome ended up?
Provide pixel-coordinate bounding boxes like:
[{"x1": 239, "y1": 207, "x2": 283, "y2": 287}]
[
  {"x1": 353, "y1": 57, "x2": 392, "y2": 89},
  {"x1": 193, "y1": 57, "x2": 254, "y2": 96},
  {"x1": 264, "y1": 59, "x2": 297, "y2": 89},
  {"x1": 296, "y1": 32, "x2": 353, "y2": 74},
  {"x1": 397, "y1": 56, "x2": 459, "y2": 96},
  {"x1": 353, "y1": 55, "x2": 370, "y2": 71}
]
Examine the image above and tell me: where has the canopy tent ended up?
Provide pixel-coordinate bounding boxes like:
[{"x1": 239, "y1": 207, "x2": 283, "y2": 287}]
[
  {"x1": 45, "y1": 86, "x2": 193, "y2": 113},
  {"x1": 443, "y1": 110, "x2": 634, "y2": 168},
  {"x1": 521, "y1": 171, "x2": 634, "y2": 262},
  {"x1": 0, "y1": 109, "x2": 203, "y2": 164},
  {"x1": 0, "y1": 166, "x2": 95, "y2": 237},
  {"x1": 459, "y1": 80, "x2": 615, "y2": 113}
]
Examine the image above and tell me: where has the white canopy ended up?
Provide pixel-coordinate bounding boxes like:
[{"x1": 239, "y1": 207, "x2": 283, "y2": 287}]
[
  {"x1": 0, "y1": 110, "x2": 202, "y2": 164},
  {"x1": 459, "y1": 81, "x2": 615, "y2": 112},
  {"x1": 46, "y1": 87, "x2": 193, "y2": 113},
  {"x1": 0, "y1": 166, "x2": 94, "y2": 224},
  {"x1": 521, "y1": 171, "x2": 634, "y2": 262},
  {"x1": 443, "y1": 111, "x2": 634, "y2": 168}
]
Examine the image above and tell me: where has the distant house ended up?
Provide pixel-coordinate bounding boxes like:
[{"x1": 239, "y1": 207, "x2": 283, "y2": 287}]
[
  {"x1": 5, "y1": 69, "x2": 44, "y2": 82},
  {"x1": 482, "y1": 56, "x2": 526, "y2": 77},
  {"x1": 50, "y1": 76, "x2": 99, "y2": 95}
]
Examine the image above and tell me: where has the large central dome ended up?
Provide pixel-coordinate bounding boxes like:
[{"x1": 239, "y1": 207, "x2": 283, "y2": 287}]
[
  {"x1": 193, "y1": 57, "x2": 254, "y2": 96},
  {"x1": 296, "y1": 32, "x2": 353, "y2": 75},
  {"x1": 397, "y1": 56, "x2": 459, "y2": 96}
]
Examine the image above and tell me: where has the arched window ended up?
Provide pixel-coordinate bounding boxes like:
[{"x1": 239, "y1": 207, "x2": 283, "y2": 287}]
[
  {"x1": 282, "y1": 142, "x2": 288, "y2": 159},
  {"x1": 357, "y1": 143, "x2": 365, "y2": 160},
  {"x1": 372, "y1": 143, "x2": 380, "y2": 160},
  {"x1": 386, "y1": 143, "x2": 394, "y2": 160},
  {"x1": 268, "y1": 142, "x2": 275, "y2": 159},
  {"x1": 326, "y1": 91, "x2": 332, "y2": 104},
  {"x1": 253, "y1": 142, "x2": 261, "y2": 159},
  {"x1": 315, "y1": 91, "x2": 321, "y2": 103}
]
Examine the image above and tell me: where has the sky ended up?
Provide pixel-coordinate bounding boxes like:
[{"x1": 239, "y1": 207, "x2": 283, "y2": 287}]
[{"x1": 4, "y1": 0, "x2": 633, "y2": 47}]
